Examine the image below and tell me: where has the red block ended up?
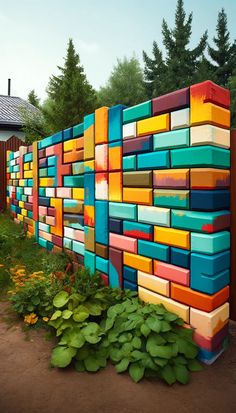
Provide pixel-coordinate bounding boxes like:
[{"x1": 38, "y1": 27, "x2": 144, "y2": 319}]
[
  {"x1": 48, "y1": 207, "x2": 56, "y2": 217},
  {"x1": 190, "y1": 80, "x2": 230, "y2": 109},
  {"x1": 193, "y1": 323, "x2": 228, "y2": 352},
  {"x1": 153, "y1": 87, "x2": 189, "y2": 115},
  {"x1": 109, "y1": 247, "x2": 123, "y2": 288},
  {"x1": 52, "y1": 235, "x2": 63, "y2": 248},
  {"x1": 38, "y1": 149, "x2": 46, "y2": 159}
]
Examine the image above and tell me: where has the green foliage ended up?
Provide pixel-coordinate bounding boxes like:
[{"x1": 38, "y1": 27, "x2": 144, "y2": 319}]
[
  {"x1": 97, "y1": 56, "x2": 147, "y2": 107},
  {"x1": 19, "y1": 106, "x2": 51, "y2": 145},
  {"x1": 28, "y1": 90, "x2": 40, "y2": 108},
  {"x1": 229, "y1": 71, "x2": 236, "y2": 128}
]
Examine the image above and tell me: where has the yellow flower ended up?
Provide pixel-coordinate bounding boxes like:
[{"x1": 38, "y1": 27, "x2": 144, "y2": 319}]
[
  {"x1": 0, "y1": 264, "x2": 4, "y2": 268},
  {"x1": 24, "y1": 313, "x2": 38, "y2": 325},
  {"x1": 43, "y1": 317, "x2": 49, "y2": 322}
]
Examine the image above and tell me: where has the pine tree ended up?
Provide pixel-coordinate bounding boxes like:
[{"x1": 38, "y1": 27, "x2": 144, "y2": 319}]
[
  {"x1": 28, "y1": 90, "x2": 40, "y2": 108},
  {"x1": 228, "y1": 71, "x2": 236, "y2": 128},
  {"x1": 143, "y1": 42, "x2": 167, "y2": 98},
  {"x1": 45, "y1": 39, "x2": 97, "y2": 132},
  {"x1": 208, "y1": 8, "x2": 236, "y2": 87}
]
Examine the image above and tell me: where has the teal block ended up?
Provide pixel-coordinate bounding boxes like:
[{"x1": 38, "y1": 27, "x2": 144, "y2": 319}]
[
  {"x1": 191, "y1": 231, "x2": 230, "y2": 255},
  {"x1": 38, "y1": 237, "x2": 47, "y2": 248},
  {"x1": 96, "y1": 256, "x2": 109, "y2": 274},
  {"x1": 108, "y1": 105, "x2": 126, "y2": 142},
  {"x1": 64, "y1": 175, "x2": 84, "y2": 187},
  {"x1": 28, "y1": 179, "x2": 33, "y2": 187},
  {"x1": 38, "y1": 132, "x2": 63, "y2": 149},
  {"x1": 123, "y1": 221, "x2": 152, "y2": 241},
  {"x1": 137, "y1": 151, "x2": 170, "y2": 170},
  {"x1": 84, "y1": 251, "x2": 95, "y2": 274},
  {"x1": 123, "y1": 101, "x2": 152, "y2": 124},
  {"x1": 109, "y1": 202, "x2": 137, "y2": 220},
  {"x1": 24, "y1": 153, "x2": 33, "y2": 163},
  {"x1": 72, "y1": 162, "x2": 84, "y2": 175},
  {"x1": 154, "y1": 189, "x2": 189, "y2": 209},
  {"x1": 39, "y1": 168, "x2": 47, "y2": 177},
  {"x1": 153, "y1": 128, "x2": 189, "y2": 150},
  {"x1": 39, "y1": 188, "x2": 46, "y2": 196},
  {"x1": 22, "y1": 195, "x2": 27, "y2": 202},
  {"x1": 138, "y1": 205, "x2": 170, "y2": 226},
  {"x1": 95, "y1": 201, "x2": 108, "y2": 244},
  {"x1": 123, "y1": 155, "x2": 136, "y2": 171},
  {"x1": 72, "y1": 240, "x2": 85, "y2": 256},
  {"x1": 28, "y1": 211, "x2": 33, "y2": 219},
  {"x1": 84, "y1": 113, "x2": 95, "y2": 131},
  {"x1": 64, "y1": 238, "x2": 72, "y2": 250},
  {"x1": 48, "y1": 166, "x2": 56, "y2": 177},
  {"x1": 171, "y1": 146, "x2": 230, "y2": 169},
  {"x1": 39, "y1": 222, "x2": 50, "y2": 233},
  {"x1": 63, "y1": 127, "x2": 73, "y2": 141},
  {"x1": 171, "y1": 209, "x2": 230, "y2": 233},
  {"x1": 138, "y1": 240, "x2": 169, "y2": 262},
  {"x1": 73, "y1": 123, "x2": 84, "y2": 138},
  {"x1": 13, "y1": 165, "x2": 20, "y2": 172},
  {"x1": 48, "y1": 156, "x2": 57, "y2": 167}
]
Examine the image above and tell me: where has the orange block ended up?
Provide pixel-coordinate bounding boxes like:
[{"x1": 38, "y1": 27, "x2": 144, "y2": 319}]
[
  {"x1": 109, "y1": 172, "x2": 122, "y2": 202},
  {"x1": 50, "y1": 198, "x2": 63, "y2": 237},
  {"x1": 190, "y1": 168, "x2": 230, "y2": 189},
  {"x1": 109, "y1": 144, "x2": 122, "y2": 171},
  {"x1": 64, "y1": 149, "x2": 84, "y2": 163},
  {"x1": 171, "y1": 283, "x2": 229, "y2": 312},
  {"x1": 95, "y1": 107, "x2": 108, "y2": 144},
  {"x1": 123, "y1": 188, "x2": 153, "y2": 205}
]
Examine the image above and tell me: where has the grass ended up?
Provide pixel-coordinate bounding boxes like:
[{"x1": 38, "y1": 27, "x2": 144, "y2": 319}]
[{"x1": 0, "y1": 211, "x2": 70, "y2": 295}]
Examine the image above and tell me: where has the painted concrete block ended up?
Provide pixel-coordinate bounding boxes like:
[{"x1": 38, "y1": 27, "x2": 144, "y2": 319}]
[
  {"x1": 109, "y1": 218, "x2": 123, "y2": 234},
  {"x1": 123, "y1": 280, "x2": 138, "y2": 291},
  {"x1": 123, "y1": 155, "x2": 136, "y2": 171},
  {"x1": 154, "y1": 189, "x2": 189, "y2": 209},
  {"x1": 154, "y1": 226, "x2": 190, "y2": 249},
  {"x1": 197, "y1": 346, "x2": 226, "y2": 365},
  {"x1": 123, "y1": 187, "x2": 153, "y2": 205},
  {"x1": 109, "y1": 247, "x2": 123, "y2": 287},
  {"x1": 84, "y1": 113, "x2": 95, "y2": 160},
  {"x1": 191, "y1": 231, "x2": 230, "y2": 254},
  {"x1": 154, "y1": 261, "x2": 190, "y2": 286},
  {"x1": 170, "y1": 247, "x2": 190, "y2": 269},
  {"x1": 109, "y1": 202, "x2": 137, "y2": 220},
  {"x1": 72, "y1": 123, "x2": 84, "y2": 138},
  {"x1": 95, "y1": 243, "x2": 108, "y2": 259},
  {"x1": 171, "y1": 108, "x2": 190, "y2": 130},
  {"x1": 64, "y1": 175, "x2": 84, "y2": 188},
  {"x1": 84, "y1": 251, "x2": 95, "y2": 273},
  {"x1": 123, "y1": 171, "x2": 152, "y2": 188},
  {"x1": 171, "y1": 283, "x2": 229, "y2": 312},
  {"x1": 137, "y1": 151, "x2": 170, "y2": 170},
  {"x1": 171, "y1": 146, "x2": 230, "y2": 169},
  {"x1": 190, "y1": 302, "x2": 229, "y2": 338},
  {"x1": 137, "y1": 114, "x2": 169, "y2": 137},
  {"x1": 108, "y1": 141, "x2": 122, "y2": 171},
  {"x1": 123, "y1": 101, "x2": 152, "y2": 124},
  {"x1": 57, "y1": 187, "x2": 72, "y2": 198},
  {"x1": 72, "y1": 241, "x2": 85, "y2": 256},
  {"x1": 95, "y1": 200, "x2": 108, "y2": 245},
  {"x1": 138, "y1": 240, "x2": 169, "y2": 262},
  {"x1": 95, "y1": 106, "x2": 108, "y2": 144},
  {"x1": 72, "y1": 188, "x2": 84, "y2": 201},
  {"x1": 109, "y1": 172, "x2": 122, "y2": 202},
  {"x1": 123, "y1": 266, "x2": 137, "y2": 283},
  {"x1": 190, "y1": 168, "x2": 229, "y2": 190},
  {"x1": 63, "y1": 199, "x2": 83, "y2": 214},
  {"x1": 138, "y1": 271, "x2": 170, "y2": 297},
  {"x1": 63, "y1": 127, "x2": 73, "y2": 141},
  {"x1": 123, "y1": 122, "x2": 137, "y2": 139},
  {"x1": 72, "y1": 161, "x2": 84, "y2": 175},
  {"x1": 193, "y1": 324, "x2": 228, "y2": 353},
  {"x1": 138, "y1": 205, "x2": 170, "y2": 227},
  {"x1": 190, "y1": 190, "x2": 230, "y2": 211},
  {"x1": 123, "y1": 135, "x2": 153, "y2": 155},
  {"x1": 84, "y1": 160, "x2": 94, "y2": 173},
  {"x1": 95, "y1": 144, "x2": 108, "y2": 171},
  {"x1": 84, "y1": 226, "x2": 95, "y2": 252},
  {"x1": 108, "y1": 105, "x2": 125, "y2": 142},
  {"x1": 109, "y1": 233, "x2": 137, "y2": 253},
  {"x1": 138, "y1": 286, "x2": 189, "y2": 323},
  {"x1": 84, "y1": 173, "x2": 95, "y2": 206},
  {"x1": 123, "y1": 252, "x2": 152, "y2": 274},
  {"x1": 95, "y1": 172, "x2": 108, "y2": 200},
  {"x1": 64, "y1": 214, "x2": 84, "y2": 230},
  {"x1": 96, "y1": 256, "x2": 109, "y2": 274},
  {"x1": 153, "y1": 128, "x2": 189, "y2": 150},
  {"x1": 123, "y1": 221, "x2": 152, "y2": 241},
  {"x1": 171, "y1": 209, "x2": 230, "y2": 233},
  {"x1": 64, "y1": 237, "x2": 72, "y2": 250},
  {"x1": 190, "y1": 125, "x2": 230, "y2": 148},
  {"x1": 152, "y1": 87, "x2": 189, "y2": 116}
]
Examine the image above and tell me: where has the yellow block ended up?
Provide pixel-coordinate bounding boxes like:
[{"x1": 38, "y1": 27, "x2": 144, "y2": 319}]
[
  {"x1": 64, "y1": 138, "x2": 77, "y2": 152},
  {"x1": 190, "y1": 303, "x2": 229, "y2": 338},
  {"x1": 17, "y1": 214, "x2": 24, "y2": 222},
  {"x1": 138, "y1": 286, "x2": 189, "y2": 323},
  {"x1": 19, "y1": 179, "x2": 25, "y2": 187},
  {"x1": 95, "y1": 107, "x2": 108, "y2": 144},
  {"x1": 19, "y1": 201, "x2": 24, "y2": 208},
  {"x1": 124, "y1": 252, "x2": 152, "y2": 274},
  {"x1": 39, "y1": 178, "x2": 54, "y2": 187},
  {"x1": 21, "y1": 209, "x2": 27, "y2": 217},
  {"x1": 154, "y1": 226, "x2": 190, "y2": 249},
  {"x1": 24, "y1": 170, "x2": 33, "y2": 179},
  {"x1": 24, "y1": 162, "x2": 30, "y2": 171},
  {"x1": 84, "y1": 124, "x2": 95, "y2": 160},
  {"x1": 16, "y1": 172, "x2": 20, "y2": 179},
  {"x1": 191, "y1": 102, "x2": 230, "y2": 128},
  {"x1": 72, "y1": 188, "x2": 84, "y2": 200},
  {"x1": 138, "y1": 271, "x2": 169, "y2": 297},
  {"x1": 109, "y1": 172, "x2": 122, "y2": 202},
  {"x1": 137, "y1": 114, "x2": 169, "y2": 137},
  {"x1": 84, "y1": 160, "x2": 95, "y2": 172},
  {"x1": 123, "y1": 188, "x2": 153, "y2": 205}
]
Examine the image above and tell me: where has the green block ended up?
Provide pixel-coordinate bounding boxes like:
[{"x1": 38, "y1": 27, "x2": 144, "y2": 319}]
[
  {"x1": 191, "y1": 231, "x2": 230, "y2": 254},
  {"x1": 64, "y1": 175, "x2": 84, "y2": 187},
  {"x1": 109, "y1": 202, "x2": 137, "y2": 220},
  {"x1": 72, "y1": 162, "x2": 84, "y2": 175},
  {"x1": 171, "y1": 209, "x2": 230, "y2": 233},
  {"x1": 123, "y1": 155, "x2": 136, "y2": 171},
  {"x1": 123, "y1": 101, "x2": 152, "y2": 124},
  {"x1": 153, "y1": 128, "x2": 189, "y2": 150},
  {"x1": 154, "y1": 189, "x2": 189, "y2": 209},
  {"x1": 171, "y1": 146, "x2": 230, "y2": 169},
  {"x1": 84, "y1": 251, "x2": 95, "y2": 274}
]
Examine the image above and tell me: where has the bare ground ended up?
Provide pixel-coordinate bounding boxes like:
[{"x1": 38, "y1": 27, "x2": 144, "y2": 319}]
[{"x1": 0, "y1": 300, "x2": 236, "y2": 413}]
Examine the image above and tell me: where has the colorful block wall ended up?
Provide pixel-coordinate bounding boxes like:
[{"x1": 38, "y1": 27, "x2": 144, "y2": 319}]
[{"x1": 6, "y1": 81, "x2": 231, "y2": 364}]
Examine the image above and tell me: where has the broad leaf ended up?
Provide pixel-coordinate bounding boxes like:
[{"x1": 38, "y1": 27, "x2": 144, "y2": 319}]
[
  {"x1": 129, "y1": 362, "x2": 145, "y2": 383},
  {"x1": 82, "y1": 323, "x2": 101, "y2": 344},
  {"x1": 84, "y1": 355, "x2": 101, "y2": 372},
  {"x1": 146, "y1": 316, "x2": 162, "y2": 333},
  {"x1": 75, "y1": 360, "x2": 85, "y2": 372},
  {"x1": 51, "y1": 346, "x2": 76, "y2": 368},
  {"x1": 50, "y1": 310, "x2": 62, "y2": 321},
  {"x1": 173, "y1": 365, "x2": 189, "y2": 384},
  {"x1": 161, "y1": 364, "x2": 176, "y2": 385},
  {"x1": 187, "y1": 359, "x2": 203, "y2": 372},
  {"x1": 53, "y1": 291, "x2": 69, "y2": 308},
  {"x1": 67, "y1": 328, "x2": 85, "y2": 348},
  {"x1": 115, "y1": 358, "x2": 129, "y2": 373},
  {"x1": 140, "y1": 323, "x2": 151, "y2": 337},
  {"x1": 62, "y1": 310, "x2": 73, "y2": 319}
]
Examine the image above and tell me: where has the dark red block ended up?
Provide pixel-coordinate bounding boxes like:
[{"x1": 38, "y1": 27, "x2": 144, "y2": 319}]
[
  {"x1": 123, "y1": 135, "x2": 153, "y2": 155},
  {"x1": 100, "y1": 273, "x2": 109, "y2": 286},
  {"x1": 152, "y1": 87, "x2": 190, "y2": 115},
  {"x1": 109, "y1": 247, "x2": 123, "y2": 288},
  {"x1": 27, "y1": 145, "x2": 33, "y2": 153},
  {"x1": 24, "y1": 202, "x2": 33, "y2": 211},
  {"x1": 190, "y1": 80, "x2": 230, "y2": 109},
  {"x1": 52, "y1": 235, "x2": 63, "y2": 248},
  {"x1": 38, "y1": 149, "x2": 46, "y2": 159}
]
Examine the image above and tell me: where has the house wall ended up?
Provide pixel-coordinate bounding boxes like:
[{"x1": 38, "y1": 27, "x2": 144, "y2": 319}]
[
  {"x1": 6, "y1": 80, "x2": 231, "y2": 364},
  {"x1": 0, "y1": 130, "x2": 25, "y2": 142}
]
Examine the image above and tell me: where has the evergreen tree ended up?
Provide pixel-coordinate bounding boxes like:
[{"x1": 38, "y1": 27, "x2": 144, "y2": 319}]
[
  {"x1": 28, "y1": 90, "x2": 40, "y2": 108},
  {"x1": 208, "y1": 8, "x2": 236, "y2": 87},
  {"x1": 228, "y1": 71, "x2": 236, "y2": 128},
  {"x1": 45, "y1": 39, "x2": 97, "y2": 132},
  {"x1": 97, "y1": 57, "x2": 147, "y2": 107},
  {"x1": 143, "y1": 42, "x2": 167, "y2": 98}
]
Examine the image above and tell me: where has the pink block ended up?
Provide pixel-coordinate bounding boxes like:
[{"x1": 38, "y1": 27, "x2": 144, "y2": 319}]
[
  {"x1": 46, "y1": 145, "x2": 56, "y2": 157},
  {"x1": 154, "y1": 261, "x2": 189, "y2": 286},
  {"x1": 46, "y1": 216, "x2": 55, "y2": 226},
  {"x1": 109, "y1": 233, "x2": 137, "y2": 253},
  {"x1": 28, "y1": 196, "x2": 33, "y2": 203},
  {"x1": 57, "y1": 187, "x2": 72, "y2": 198},
  {"x1": 39, "y1": 230, "x2": 52, "y2": 242},
  {"x1": 74, "y1": 230, "x2": 85, "y2": 243},
  {"x1": 39, "y1": 206, "x2": 47, "y2": 216},
  {"x1": 95, "y1": 144, "x2": 108, "y2": 171}
]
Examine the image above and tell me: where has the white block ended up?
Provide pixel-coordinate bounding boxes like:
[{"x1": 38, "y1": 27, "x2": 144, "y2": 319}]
[
  {"x1": 138, "y1": 205, "x2": 170, "y2": 227},
  {"x1": 45, "y1": 188, "x2": 55, "y2": 198},
  {"x1": 138, "y1": 271, "x2": 169, "y2": 296},
  {"x1": 171, "y1": 108, "x2": 190, "y2": 130},
  {"x1": 123, "y1": 122, "x2": 137, "y2": 139},
  {"x1": 190, "y1": 125, "x2": 230, "y2": 148},
  {"x1": 24, "y1": 187, "x2": 32, "y2": 196}
]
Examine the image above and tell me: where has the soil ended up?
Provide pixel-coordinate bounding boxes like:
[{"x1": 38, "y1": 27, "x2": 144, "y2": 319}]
[{"x1": 0, "y1": 300, "x2": 236, "y2": 413}]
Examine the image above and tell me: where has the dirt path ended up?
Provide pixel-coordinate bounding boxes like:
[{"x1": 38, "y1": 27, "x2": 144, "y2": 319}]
[{"x1": 0, "y1": 301, "x2": 236, "y2": 413}]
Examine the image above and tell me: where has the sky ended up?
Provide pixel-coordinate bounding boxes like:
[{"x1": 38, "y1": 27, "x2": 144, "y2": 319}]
[{"x1": 0, "y1": 0, "x2": 235, "y2": 102}]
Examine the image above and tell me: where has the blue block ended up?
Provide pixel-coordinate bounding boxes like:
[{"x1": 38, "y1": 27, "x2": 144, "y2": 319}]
[
  {"x1": 95, "y1": 201, "x2": 108, "y2": 244},
  {"x1": 109, "y1": 218, "x2": 123, "y2": 234},
  {"x1": 39, "y1": 158, "x2": 47, "y2": 168},
  {"x1": 24, "y1": 153, "x2": 33, "y2": 163},
  {"x1": 73, "y1": 123, "x2": 84, "y2": 138},
  {"x1": 190, "y1": 190, "x2": 230, "y2": 211},
  {"x1": 190, "y1": 251, "x2": 230, "y2": 294},
  {"x1": 63, "y1": 127, "x2": 73, "y2": 141},
  {"x1": 198, "y1": 346, "x2": 225, "y2": 365},
  {"x1": 38, "y1": 131, "x2": 63, "y2": 149},
  {"x1": 171, "y1": 247, "x2": 190, "y2": 269},
  {"x1": 123, "y1": 266, "x2": 137, "y2": 283},
  {"x1": 137, "y1": 151, "x2": 170, "y2": 170},
  {"x1": 96, "y1": 256, "x2": 109, "y2": 274},
  {"x1": 108, "y1": 105, "x2": 126, "y2": 142},
  {"x1": 123, "y1": 280, "x2": 138, "y2": 291},
  {"x1": 84, "y1": 173, "x2": 95, "y2": 206},
  {"x1": 138, "y1": 240, "x2": 169, "y2": 262},
  {"x1": 123, "y1": 155, "x2": 137, "y2": 171},
  {"x1": 84, "y1": 251, "x2": 95, "y2": 274}
]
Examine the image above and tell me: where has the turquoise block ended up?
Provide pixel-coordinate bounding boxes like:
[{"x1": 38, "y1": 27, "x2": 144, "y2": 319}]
[
  {"x1": 84, "y1": 251, "x2": 95, "y2": 274},
  {"x1": 137, "y1": 151, "x2": 170, "y2": 170},
  {"x1": 39, "y1": 168, "x2": 47, "y2": 177},
  {"x1": 72, "y1": 162, "x2": 84, "y2": 175},
  {"x1": 39, "y1": 188, "x2": 45, "y2": 196},
  {"x1": 72, "y1": 240, "x2": 85, "y2": 256},
  {"x1": 154, "y1": 189, "x2": 189, "y2": 209},
  {"x1": 123, "y1": 155, "x2": 136, "y2": 171},
  {"x1": 28, "y1": 211, "x2": 33, "y2": 219},
  {"x1": 138, "y1": 205, "x2": 170, "y2": 226},
  {"x1": 109, "y1": 202, "x2": 137, "y2": 220},
  {"x1": 24, "y1": 153, "x2": 33, "y2": 163},
  {"x1": 38, "y1": 237, "x2": 47, "y2": 248},
  {"x1": 28, "y1": 179, "x2": 33, "y2": 187},
  {"x1": 95, "y1": 201, "x2": 108, "y2": 244},
  {"x1": 34, "y1": 221, "x2": 39, "y2": 241},
  {"x1": 84, "y1": 173, "x2": 95, "y2": 206},
  {"x1": 198, "y1": 346, "x2": 226, "y2": 365},
  {"x1": 96, "y1": 256, "x2": 109, "y2": 274},
  {"x1": 64, "y1": 238, "x2": 72, "y2": 250},
  {"x1": 171, "y1": 146, "x2": 230, "y2": 169},
  {"x1": 39, "y1": 222, "x2": 50, "y2": 233},
  {"x1": 84, "y1": 113, "x2": 95, "y2": 131},
  {"x1": 84, "y1": 162, "x2": 94, "y2": 173},
  {"x1": 63, "y1": 127, "x2": 73, "y2": 141},
  {"x1": 123, "y1": 221, "x2": 152, "y2": 241},
  {"x1": 13, "y1": 165, "x2": 20, "y2": 172},
  {"x1": 171, "y1": 209, "x2": 230, "y2": 233},
  {"x1": 38, "y1": 131, "x2": 63, "y2": 149},
  {"x1": 191, "y1": 231, "x2": 230, "y2": 254},
  {"x1": 22, "y1": 195, "x2": 27, "y2": 202},
  {"x1": 153, "y1": 128, "x2": 189, "y2": 150},
  {"x1": 48, "y1": 166, "x2": 56, "y2": 177},
  {"x1": 123, "y1": 101, "x2": 152, "y2": 124},
  {"x1": 138, "y1": 240, "x2": 169, "y2": 262},
  {"x1": 109, "y1": 260, "x2": 120, "y2": 288},
  {"x1": 48, "y1": 156, "x2": 57, "y2": 167},
  {"x1": 64, "y1": 175, "x2": 84, "y2": 188},
  {"x1": 108, "y1": 105, "x2": 126, "y2": 142},
  {"x1": 72, "y1": 123, "x2": 84, "y2": 138}
]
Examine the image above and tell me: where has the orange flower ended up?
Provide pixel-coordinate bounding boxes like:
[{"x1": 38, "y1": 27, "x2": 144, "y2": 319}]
[
  {"x1": 43, "y1": 317, "x2": 49, "y2": 322},
  {"x1": 24, "y1": 313, "x2": 38, "y2": 325}
]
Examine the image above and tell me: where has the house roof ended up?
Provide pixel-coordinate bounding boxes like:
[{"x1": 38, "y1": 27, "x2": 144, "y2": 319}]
[{"x1": 0, "y1": 95, "x2": 39, "y2": 127}]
